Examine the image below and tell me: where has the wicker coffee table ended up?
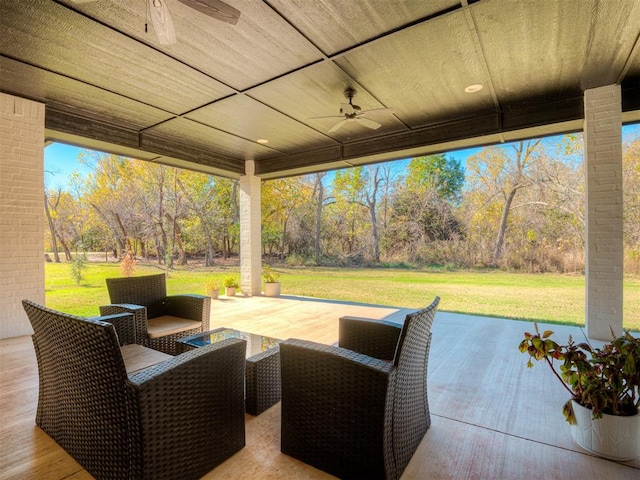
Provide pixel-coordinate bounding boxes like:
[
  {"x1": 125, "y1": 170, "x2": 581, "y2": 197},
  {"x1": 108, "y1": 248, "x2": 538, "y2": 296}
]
[{"x1": 177, "y1": 327, "x2": 282, "y2": 415}]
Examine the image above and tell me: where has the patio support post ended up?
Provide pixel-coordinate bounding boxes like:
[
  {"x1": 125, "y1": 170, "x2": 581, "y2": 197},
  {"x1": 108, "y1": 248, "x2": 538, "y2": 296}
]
[
  {"x1": 0, "y1": 92, "x2": 45, "y2": 339},
  {"x1": 239, "y1": 160, "x2": 262, "y2": 296},
  {"x1": 583, "y1": 84, "x2": 623, "y2": 340}
]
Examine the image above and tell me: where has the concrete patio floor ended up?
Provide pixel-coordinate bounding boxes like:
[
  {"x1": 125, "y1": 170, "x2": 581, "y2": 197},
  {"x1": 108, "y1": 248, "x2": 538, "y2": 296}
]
[{"x1": 1, "y1": 294, "x2": 639, "y2": 479}]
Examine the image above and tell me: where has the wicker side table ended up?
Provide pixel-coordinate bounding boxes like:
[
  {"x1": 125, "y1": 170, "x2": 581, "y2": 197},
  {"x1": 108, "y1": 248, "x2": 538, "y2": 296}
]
[{"x1": 177, "y1": 328, "x2": 282, "y2": 415}]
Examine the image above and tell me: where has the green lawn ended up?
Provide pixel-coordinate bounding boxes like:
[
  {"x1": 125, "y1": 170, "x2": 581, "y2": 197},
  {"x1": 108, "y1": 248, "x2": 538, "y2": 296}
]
[{"x1": 44, "y1": 261, "x2": 640, "y2": 331}]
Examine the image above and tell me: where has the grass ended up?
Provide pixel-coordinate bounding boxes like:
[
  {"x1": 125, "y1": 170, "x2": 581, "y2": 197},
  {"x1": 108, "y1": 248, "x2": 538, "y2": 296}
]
[{"x1": 44, "y1": 261, "x2": 640, "y2": 331}]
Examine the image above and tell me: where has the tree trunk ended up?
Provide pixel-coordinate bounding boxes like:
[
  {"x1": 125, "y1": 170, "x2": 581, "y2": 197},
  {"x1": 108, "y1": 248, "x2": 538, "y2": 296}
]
[
  {"x1": 56, "y1": 232, "x2": 73, "y2": 261},
  {"x1": 314, "y1": 173, "x2": 326, "y2": 264},
  {"x1": 176, "y1": 177, "x2": 215, "y2": 266},
  {"x1": 493, "y1": 188, "x2": 517, "y2": 264},
  {"x1": 44, "y1": 192, "x2": 61, "y2": 263},
  {"x1": 369, "y1": 201, "x2": 380, "y2": 262}
]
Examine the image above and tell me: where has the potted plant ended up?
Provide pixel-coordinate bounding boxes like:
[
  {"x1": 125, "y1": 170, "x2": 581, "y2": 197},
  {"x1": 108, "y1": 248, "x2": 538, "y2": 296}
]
[
  {"x1": 223, "y1": 276, "x2": 239, "y2": 296},
  {"x1": 519, "y1": 324, "x2": 640, "y2": 461},
  {"x1": 262, "y1": 265, "x2": 281, "y2": 297},
  {"x1": 204, "y1": 279, "x2": 220, "y2": 299}
]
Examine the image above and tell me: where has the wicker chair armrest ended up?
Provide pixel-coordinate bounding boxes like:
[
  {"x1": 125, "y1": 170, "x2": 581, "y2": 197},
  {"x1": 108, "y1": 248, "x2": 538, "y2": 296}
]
[
  {"x1": 166, "y1": 294, "x2": 211, "y2": 331},
  {"x1": 99, "y1": 304, "x2": 148, "y2": 342},
  {"x1": 127, "y1": 337, "x2": 246, "y2": 387},
  {"x1": 338, "y1": 316, "x2": 402, "y2": 361},
  {"x1": 125, "y1": 338, "x2": 247, "y2": 479},
  {"x1": 95, "y1": 312, "x2": 136, "y2": 345}
]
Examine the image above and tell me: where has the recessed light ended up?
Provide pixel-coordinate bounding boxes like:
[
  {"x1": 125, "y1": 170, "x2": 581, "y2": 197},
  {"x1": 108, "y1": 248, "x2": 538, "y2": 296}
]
[
  {"x1": 257, "y1": 138, "x2": 269, "y2": 144},
  {"x1": 464, "y1": 84, "x2": 483, "y2": 93}
]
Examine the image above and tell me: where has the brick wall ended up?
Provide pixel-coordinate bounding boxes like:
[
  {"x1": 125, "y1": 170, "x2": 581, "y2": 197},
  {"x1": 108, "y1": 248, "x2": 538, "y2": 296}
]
[
  {"x1": 584, "y1": 85, "x2": 623, "y2": 340},
  {"x1": 0, "y1": 93, "x2": 45, "y2": 338},
  {"x1": 239, "y1": 161, "x2": 262, "y2": 295}
]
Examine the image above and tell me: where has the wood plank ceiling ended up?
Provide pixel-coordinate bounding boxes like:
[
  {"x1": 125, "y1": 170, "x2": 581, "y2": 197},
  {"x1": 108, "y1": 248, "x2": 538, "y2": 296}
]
[{"x1": 1, "y1": 0, "x2": 639, "y2": 179}]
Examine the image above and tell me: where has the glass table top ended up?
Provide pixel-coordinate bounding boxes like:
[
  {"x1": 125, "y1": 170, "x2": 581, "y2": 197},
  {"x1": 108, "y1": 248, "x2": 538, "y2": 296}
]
[{"x1": 180, "y1": 328, "x2": 281, "y2": 358}]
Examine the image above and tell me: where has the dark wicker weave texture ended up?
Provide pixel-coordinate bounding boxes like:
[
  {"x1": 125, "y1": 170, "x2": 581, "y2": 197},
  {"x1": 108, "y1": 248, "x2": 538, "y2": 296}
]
[
  {"x1": 23, "y1": 300, "x2": 246, "y2": 480},
  {"x1": 280, "y1": 296, "x2": 440, "y2": 480},
  {"x1": 100, "y1": 273, "x2": 210, "y2": 355},
  {"x1": 177, "y1": 329, "x2": 282, "y2": 416},
  {"x1": 246, "y1": 346, "x2": 281, "y2": 415}
]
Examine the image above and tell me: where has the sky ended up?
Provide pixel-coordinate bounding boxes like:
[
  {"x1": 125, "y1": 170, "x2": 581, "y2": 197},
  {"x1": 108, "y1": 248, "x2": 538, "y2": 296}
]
[{"x1": 44, "y1": 123, "x2": 640, "y2": 190}]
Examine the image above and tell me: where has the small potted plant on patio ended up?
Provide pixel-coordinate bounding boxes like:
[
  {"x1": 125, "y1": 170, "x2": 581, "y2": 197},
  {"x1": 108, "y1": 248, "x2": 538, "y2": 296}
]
[
  {"x1": 519, "y1": 324, "x2": 640, "y2": 461},
  {"x1": 262, "y1": 265, "x2": 281, "y2": 297},
  {"x1": 204, "y1": 279, "x2": 220, "y2": 299},
  {"x1": 223, "y1": 276, "x2": 240, "y2": 296}
]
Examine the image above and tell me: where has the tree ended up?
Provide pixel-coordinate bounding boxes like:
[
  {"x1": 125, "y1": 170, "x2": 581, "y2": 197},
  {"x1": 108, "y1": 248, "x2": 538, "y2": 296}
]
[
  {"x1": 406, "y1": 154, "x2": 464, "y2": 202},
  {"x1": 44, "y1": 189, "x2": 62, "y2": 262},
  {"x1": 262, "y1": 177, "x2": 308, "y2": 258},
  {"x1": 388, "y1": 154, "x2": 464, "y2": 261},
  {"x1": 312, "y1": 172, "x2": 331, "y2": 264},
  {"x1": 466, "y1": 140, "x2": 542, "y2": 265},
  {"x1": 623, "y1": 135, "x2": 640, "y2": 273}
]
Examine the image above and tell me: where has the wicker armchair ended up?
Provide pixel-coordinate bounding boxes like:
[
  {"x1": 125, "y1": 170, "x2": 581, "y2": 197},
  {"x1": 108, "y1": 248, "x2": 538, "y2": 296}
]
[
  {"x1": 23, "y1": 300, "x2": 246, "y2": 480},
  {"x1": 100, "y1": 273, "x2": 210, "y2": 355},
  {"x1": 280, "y1": 296, "x2": 440, "y2": 480}
]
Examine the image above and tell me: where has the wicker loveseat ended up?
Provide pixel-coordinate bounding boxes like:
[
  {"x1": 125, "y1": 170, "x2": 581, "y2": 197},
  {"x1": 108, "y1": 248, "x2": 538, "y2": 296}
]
[
  {"x1": 280, "y1": 296, "x2": 440, "y2": 480},
  {"x1": 100, "y1": 273, "x2": 210, "y2": 354},
  {"x1": 23, "y1": 300, "x2": 246, "y2": 480}
]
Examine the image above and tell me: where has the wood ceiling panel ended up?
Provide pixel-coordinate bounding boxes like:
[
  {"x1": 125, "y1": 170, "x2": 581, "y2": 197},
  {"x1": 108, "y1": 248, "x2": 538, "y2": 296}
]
[
  {"x1": 473, "y1": 0, "x2": 640, "y2": 103},
  {"x1": 334, "y1": 11, "x2": 494, "y2": 129},
  {"x1": 58, "y1": 0, "x2": 323, "y2": 91},
  {"x1": 146, "y1": 118, "x2": 278, "y2": 161},
  {"x1": 186, "y1": 95, "x2": 337, "y2": 154},
  {"x1": 268, "y1": 0, "x2": 461, "y2": 55},
  {"x1": 1, "y1": 0, "x2": 234, "y2": 114},
  {"x1": 248, "y1": 62, "x2": 407, "y2": 142},
  {"x1": 0, "y1": 58, "x2": 173, "y2": 131}
]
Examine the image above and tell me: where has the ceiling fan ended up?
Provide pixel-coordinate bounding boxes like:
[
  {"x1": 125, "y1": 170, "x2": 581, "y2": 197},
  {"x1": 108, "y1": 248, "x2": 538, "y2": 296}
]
[
  {"x1": 70, "y1": 0, "x2": 240, "y2": 45},
  {"x1": 311, "y1": 87, "x2": 394, "y2": 133}
]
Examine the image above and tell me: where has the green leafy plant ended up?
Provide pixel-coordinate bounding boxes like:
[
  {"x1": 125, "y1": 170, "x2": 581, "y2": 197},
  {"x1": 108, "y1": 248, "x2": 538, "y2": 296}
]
[
  {"x1": 262, "y1": 265, "x2": 280, "y2": 283},
  {"x1": 204, "y1": 279, "x2": 220, "y2": 296},
  {"x1": 519, "y1": 324, "x2": 640, "y2": 424},
  {"x1": 70, "y1": 252, "x2": 88, "y2": 285},
  {"x1": 223, "y1": 276, "x2": 239, "y2": 288}
]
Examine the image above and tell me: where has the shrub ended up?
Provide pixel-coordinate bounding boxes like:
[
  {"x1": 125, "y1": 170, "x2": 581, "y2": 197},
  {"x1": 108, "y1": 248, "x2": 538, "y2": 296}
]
[
  {"x1": 120, "y1": 250, "x2": 136, "y2": 277},
  {"x1": 70, "y1": 252, "x2": 88, "y2": 285}
]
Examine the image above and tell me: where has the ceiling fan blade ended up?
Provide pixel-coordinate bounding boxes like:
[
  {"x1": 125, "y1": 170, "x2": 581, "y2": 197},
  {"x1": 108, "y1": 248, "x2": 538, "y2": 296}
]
[
  {"x1": 177, "y1": 0, "x2": 241, "y2": 25},
  {"x1": 308, "y1": 115, "x2": 345, "y2": 120},
  {"x1": 149, "y1": 0, "x2": 176, "y2": 45},
  {"x1": 340, "y1": 103, "x2": 355, "y2": 115},
  {"x1": 358, "y1": 117, "x2": 382, "y2": 130},
  {"x1": 360, "y1": 107, "x2": 394, "y2": 116},
  {"x1": 329, "y1": 119, "x2": 348, "y2": 133}
]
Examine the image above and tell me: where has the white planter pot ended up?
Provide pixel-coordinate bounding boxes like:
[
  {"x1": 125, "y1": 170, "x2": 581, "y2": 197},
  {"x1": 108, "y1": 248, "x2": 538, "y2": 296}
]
[
  {"x1": 206, "y1": 289, "x2": 219, "y2": 299},
  {"x1": 570, "y1": 399, "x2": 640, "y2": 461},
  {"x1": 264, "y1": 282, "x2": 281, "y2": 297}
]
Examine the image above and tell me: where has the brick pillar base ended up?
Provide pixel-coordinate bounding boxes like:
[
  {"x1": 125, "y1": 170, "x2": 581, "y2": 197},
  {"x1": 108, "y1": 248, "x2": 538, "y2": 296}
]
[
  {"x1": 584, "y1": 85, "x2": 623, "y2": 340},
  {"x1": 239, "y1": 161, "x2": 262, "y2": 296}
]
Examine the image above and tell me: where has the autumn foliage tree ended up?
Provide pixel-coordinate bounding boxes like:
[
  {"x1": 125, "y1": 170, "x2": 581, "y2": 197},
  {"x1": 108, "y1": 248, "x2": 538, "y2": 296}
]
[{"x1": 44, "y1": 131, "x2": 639, "y2": 274}]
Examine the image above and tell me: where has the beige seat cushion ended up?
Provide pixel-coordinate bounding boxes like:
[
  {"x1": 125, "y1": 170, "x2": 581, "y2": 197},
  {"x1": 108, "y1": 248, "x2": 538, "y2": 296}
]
[
  {"x1": 147, "y1": 315, "x2": 202, "y2": 339},
  {"x1": 121, "y1": 344, "x2": 173, "y2": 374}
]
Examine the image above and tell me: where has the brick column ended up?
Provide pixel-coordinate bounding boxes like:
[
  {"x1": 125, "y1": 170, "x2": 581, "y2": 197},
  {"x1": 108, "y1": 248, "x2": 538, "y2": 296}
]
[
  {"x1": 0, "y1": 93, "x2": 45, "y2": 339},
  {"x1": 239, "y1": 160, "x2": 262, "y2": 296},
  {"x1": 584, "y1": 85, "x2": 623, "y2": 340}
]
